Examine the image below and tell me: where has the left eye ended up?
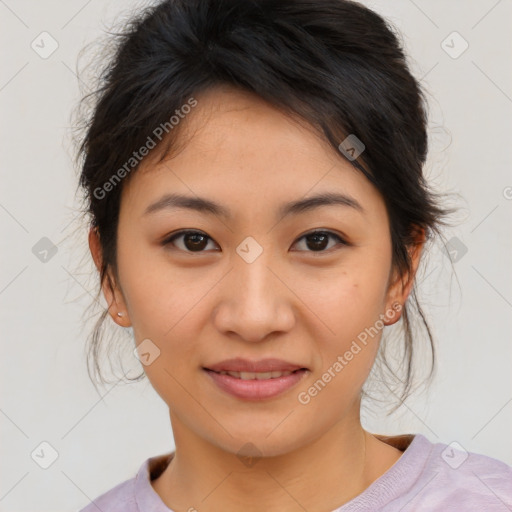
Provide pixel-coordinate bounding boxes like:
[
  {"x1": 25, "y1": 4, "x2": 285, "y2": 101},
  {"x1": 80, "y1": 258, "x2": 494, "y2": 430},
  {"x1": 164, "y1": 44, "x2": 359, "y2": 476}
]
[
  {"x1": 293, "y1": 230, "x2": 347, "y2": 253},
  {"x1": 162, "y1": 229, "x2": 347, "y2": 253}
]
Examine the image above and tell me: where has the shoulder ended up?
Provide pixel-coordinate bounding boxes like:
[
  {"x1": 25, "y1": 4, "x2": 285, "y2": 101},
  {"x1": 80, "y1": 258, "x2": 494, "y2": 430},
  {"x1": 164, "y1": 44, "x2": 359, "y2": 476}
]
[
  {"x1": 77, "y1": 452, "x2": 174, "y2": 512},
  {"x1": 404, "y1": 435, "x2": 512, "y2": 511},
  {"x1": 78, "y1": 476, "x2": 137, "y2": 512}
]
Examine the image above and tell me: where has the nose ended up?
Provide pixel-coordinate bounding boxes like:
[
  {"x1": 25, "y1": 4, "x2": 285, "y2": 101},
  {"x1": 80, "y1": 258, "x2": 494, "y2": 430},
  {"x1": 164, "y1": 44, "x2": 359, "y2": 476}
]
[{"x1": 212, "y1": 247, "x2": 295, "y2": 343}]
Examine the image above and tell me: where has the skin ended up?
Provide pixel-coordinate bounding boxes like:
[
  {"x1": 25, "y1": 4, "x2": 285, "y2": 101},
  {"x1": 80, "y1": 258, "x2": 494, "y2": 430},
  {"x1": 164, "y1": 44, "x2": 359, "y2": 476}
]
[{"x1": 89, "y1": 84, "x2": 425, "y2": 512}]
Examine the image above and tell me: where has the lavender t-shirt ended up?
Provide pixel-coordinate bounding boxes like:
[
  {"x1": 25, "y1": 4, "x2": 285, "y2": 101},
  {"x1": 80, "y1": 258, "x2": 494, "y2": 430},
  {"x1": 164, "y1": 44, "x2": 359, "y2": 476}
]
[{"x1": 78, "y1": 433, "x2": 512, "y2": 511}]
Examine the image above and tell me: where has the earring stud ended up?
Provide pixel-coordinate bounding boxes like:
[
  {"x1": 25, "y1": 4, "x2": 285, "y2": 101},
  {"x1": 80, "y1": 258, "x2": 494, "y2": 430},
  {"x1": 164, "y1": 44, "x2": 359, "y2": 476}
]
[{"x1": 117, "y1": 312, "x2": 124, "y2": 317}]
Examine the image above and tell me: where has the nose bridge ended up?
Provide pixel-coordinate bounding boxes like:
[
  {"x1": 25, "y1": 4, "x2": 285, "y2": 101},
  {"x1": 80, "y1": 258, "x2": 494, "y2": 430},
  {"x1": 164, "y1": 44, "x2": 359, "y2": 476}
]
[
  {"x1": 235, "y1": 235, "x2": 280, "y2": 308},
  {"x1": 213, "y1": 236, "x2": 294, "y2": 341},
  {"x1": 237, "y1": 246, "x2": 274, "y2": 302}
]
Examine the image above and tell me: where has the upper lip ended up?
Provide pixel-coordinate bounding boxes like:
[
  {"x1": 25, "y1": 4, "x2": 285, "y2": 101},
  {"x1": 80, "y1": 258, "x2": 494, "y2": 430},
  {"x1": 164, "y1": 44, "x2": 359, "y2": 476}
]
[{"x1": 204, "y1": 358, "x2": 307, "y2": 373}]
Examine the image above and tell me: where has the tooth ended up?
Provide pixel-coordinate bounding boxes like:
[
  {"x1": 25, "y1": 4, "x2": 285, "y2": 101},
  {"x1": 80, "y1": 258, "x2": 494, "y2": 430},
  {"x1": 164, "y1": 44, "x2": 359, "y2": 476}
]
[
  {"x1": 255, "y1": 372, "x2": 272, "y2": 380},
  {"x1": 218, "y1": 370, "x2": 297, "y2": 380}
]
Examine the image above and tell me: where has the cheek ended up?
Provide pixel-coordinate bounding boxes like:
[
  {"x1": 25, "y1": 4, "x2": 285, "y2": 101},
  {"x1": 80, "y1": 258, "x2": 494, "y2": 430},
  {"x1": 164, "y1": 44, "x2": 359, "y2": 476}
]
[
  {"x1": 295, "y1": 274, "x2": 385, "y2": 412},
  {"x1": 315, "y1": 278, "x2": 384, "y2": 369},
  {"x1": 297, "y1": 250, "x2": 390, "y2": 383},
  {"x1": 116, "y1": 241, "x2": 212, "y2": 393},
  {"x1": 302, "y1": 255, "x2": 390, "y2": 338},
  {"x1": 116, "y1": 235, "x2": 198, "y2": 337}
]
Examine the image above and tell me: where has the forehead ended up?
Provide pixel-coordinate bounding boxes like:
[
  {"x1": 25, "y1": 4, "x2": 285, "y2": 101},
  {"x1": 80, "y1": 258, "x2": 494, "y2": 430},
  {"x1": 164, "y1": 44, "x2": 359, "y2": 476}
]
[
  {"x1": 141, "y1": 85, "x2": 344, "y2": 173},
  {"x1": 122, "y1": 85, "x2": 385, "y2": 220}
]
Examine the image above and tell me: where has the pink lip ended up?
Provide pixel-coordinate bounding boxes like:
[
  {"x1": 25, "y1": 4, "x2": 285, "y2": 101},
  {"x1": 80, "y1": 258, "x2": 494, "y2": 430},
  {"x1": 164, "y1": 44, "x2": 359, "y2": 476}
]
[
  {"x1": 205, "y1": 357, "x2": 307, "y2": 373},
  {"x1": 203, "y1": 368, "x2": 308, "y2": 400}
]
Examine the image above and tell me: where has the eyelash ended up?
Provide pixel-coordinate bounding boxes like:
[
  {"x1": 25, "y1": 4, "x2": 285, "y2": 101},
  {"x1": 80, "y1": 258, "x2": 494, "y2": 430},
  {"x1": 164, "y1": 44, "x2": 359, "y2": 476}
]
[{"x1": 161, "y1": 229, "x2": 348, "y2": 254}]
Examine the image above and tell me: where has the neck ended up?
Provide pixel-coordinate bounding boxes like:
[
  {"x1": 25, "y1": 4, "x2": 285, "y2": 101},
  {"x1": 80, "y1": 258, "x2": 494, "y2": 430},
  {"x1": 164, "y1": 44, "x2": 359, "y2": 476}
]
[{"x1": 152, "y1": 409, "x2": 402, "y2": 512}]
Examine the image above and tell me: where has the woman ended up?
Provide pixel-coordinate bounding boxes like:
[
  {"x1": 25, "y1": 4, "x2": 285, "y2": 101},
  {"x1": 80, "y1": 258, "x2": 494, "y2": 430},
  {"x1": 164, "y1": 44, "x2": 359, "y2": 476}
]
[{"x1": 76, "y1": 0, "x2": 512, "y2": 510}]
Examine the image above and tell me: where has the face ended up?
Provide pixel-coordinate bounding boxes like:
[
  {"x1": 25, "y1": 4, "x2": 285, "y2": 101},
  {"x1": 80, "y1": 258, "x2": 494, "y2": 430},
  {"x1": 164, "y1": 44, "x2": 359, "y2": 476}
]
[{"x1": 92, "y1": 85, "x2": 416, "y2": 458}]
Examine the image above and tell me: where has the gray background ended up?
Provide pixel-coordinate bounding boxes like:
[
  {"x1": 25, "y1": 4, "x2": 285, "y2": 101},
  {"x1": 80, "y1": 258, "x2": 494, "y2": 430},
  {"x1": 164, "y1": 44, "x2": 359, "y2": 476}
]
[{"x1": 1, "y1": 0, "x2": 511, "y2": 510}]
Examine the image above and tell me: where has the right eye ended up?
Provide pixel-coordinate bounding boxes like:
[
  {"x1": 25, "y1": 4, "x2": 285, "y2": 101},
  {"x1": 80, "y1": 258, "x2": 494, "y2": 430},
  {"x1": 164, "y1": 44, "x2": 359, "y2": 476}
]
[{"x1": 161, "y1": 230, "x2": 219, "y2": 253}]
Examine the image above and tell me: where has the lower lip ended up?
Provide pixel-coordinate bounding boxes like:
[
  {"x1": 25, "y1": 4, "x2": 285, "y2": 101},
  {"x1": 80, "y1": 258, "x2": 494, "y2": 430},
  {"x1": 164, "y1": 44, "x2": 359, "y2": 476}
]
[{"x1": 203, "y1": 369, "x2": 308, "y2": 400}]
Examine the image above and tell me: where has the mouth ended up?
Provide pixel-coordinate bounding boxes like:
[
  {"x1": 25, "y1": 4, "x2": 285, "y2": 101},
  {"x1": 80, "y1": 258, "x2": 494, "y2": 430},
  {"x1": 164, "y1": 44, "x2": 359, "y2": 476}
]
[
  {"x1": 204, "y1": 357, "x2": 308, "y2": 374},
  {"x1": 202, "y1": 361, "x2": 309, "y2": 400},
  {"x1": 204, "y1": 368, "x2": 307, "y2": 380}
]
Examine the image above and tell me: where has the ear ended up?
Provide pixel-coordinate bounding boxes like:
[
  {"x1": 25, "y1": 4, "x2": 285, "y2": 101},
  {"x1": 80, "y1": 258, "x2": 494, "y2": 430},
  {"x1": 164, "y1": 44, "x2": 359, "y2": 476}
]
[
  {"x1": 88, "y1": 227, "x2": 131, "y2": 327},
  {"x1": 384, "y1": 226, "x2": 426, "y2": 326}
]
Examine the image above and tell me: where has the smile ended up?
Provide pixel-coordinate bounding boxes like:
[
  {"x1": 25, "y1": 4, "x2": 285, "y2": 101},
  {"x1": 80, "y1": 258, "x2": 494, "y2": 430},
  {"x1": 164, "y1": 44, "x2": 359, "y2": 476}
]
[
  {"x1": 213, "y1": 370, "x2": 297, "y2": 380},
  {"x1": 203, "y1": 368, "x2": 308, "y2": 400}
]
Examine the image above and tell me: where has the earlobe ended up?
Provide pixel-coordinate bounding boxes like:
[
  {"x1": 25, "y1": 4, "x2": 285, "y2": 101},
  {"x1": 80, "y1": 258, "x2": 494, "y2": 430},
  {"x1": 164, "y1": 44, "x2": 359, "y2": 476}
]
[
  {"x1": 383, "y1": 301, "x2": 403, "y2": 326},
  {"x1": 113, "y1": 309, "x2": 131, "y2": 327},
  {"x1": 104, "y1": 270, "x2": 132, "y2": 327}
]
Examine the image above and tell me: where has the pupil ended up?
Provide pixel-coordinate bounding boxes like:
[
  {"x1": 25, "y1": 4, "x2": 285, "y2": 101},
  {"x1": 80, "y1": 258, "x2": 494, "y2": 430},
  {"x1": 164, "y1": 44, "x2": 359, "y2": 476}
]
[
  {"x1": 307, "y1": 233, "x2": 328, "y2": 251},
  {"x1": 185, "y1": 233, "x2": 207, "y2": 251}
]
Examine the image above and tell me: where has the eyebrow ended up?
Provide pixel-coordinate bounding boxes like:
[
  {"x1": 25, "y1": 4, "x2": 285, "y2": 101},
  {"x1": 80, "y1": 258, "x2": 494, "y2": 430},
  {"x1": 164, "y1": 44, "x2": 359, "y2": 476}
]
[{"x1": 143, "y1": 191, "x2": 365, "y2": 219}]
